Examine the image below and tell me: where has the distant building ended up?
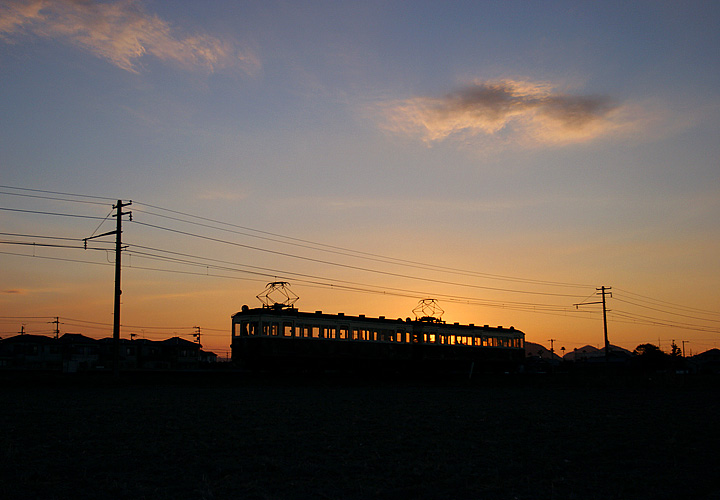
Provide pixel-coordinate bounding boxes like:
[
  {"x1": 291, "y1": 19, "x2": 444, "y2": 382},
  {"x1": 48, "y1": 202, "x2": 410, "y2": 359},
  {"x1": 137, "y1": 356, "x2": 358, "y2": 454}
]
[
  {"x1": 689, "y1": 348, "x2": 720, "y2": 374},
  {"x1": 0, "y1": 334, "x2": 62, "y2": 370},
  {"x1": 0, "y1": 333, "x2": 218, "y2": 372}
]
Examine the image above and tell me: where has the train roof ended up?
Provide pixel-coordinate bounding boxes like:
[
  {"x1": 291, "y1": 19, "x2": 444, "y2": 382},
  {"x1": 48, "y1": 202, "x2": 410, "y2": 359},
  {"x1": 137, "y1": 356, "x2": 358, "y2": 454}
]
[{"x1": 232, "y1": 305, "x2": 522, "y2": 334}]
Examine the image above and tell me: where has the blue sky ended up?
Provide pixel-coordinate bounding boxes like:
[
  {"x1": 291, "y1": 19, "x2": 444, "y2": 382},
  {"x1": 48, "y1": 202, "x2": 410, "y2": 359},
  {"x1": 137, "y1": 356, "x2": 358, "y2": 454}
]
[{"x1": 1, "y1": 0, "x2": 719, "y2": 354}]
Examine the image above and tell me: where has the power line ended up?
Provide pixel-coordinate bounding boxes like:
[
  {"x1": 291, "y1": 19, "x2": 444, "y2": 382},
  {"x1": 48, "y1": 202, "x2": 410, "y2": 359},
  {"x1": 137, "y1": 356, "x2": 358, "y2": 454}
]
[
  {"x1": 3, "y1": 187, "x2": 718, "y2": 339},
  {"x1": 133, "y1": 202, "x2": 592, "y2": 289},
  {"x1": 0, "y1": 207, "x2": 108, "y2": 220},
  {"x1": 0, "y1": 185, "x2": 116, "y2": 201},
  {"x1": 124, "y1": 243, "x2": 593, "y2": 310},
  {"x1": 613, "y1": 296, "x2": 720, "y2": 323},
  {"x1": 610, "y1": 310, "x2": 720, "y2": 334},
  {"x1": 614, "y1": 287, "x2": 720, "y2": 318},
  {"x1": 0, "y1": 249, "x2": 115, "y2": 268},
  {"x1": 0, "y1": 190, "x2": 110, "y2": 206},
  {"x1": 0, "y1": 240, "x2": 112, "y2": 251},
  {"x1": 0, "y1": 232, "x2": 86, "y2": 242},
  {"x1": 131, "y1": 220, "x2": 586, "y2": 298}
]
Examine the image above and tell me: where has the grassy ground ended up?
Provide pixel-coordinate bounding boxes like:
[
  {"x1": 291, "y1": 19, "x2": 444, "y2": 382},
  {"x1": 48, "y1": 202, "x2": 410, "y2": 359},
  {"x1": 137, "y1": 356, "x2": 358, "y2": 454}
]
[{"x1": 1, "y1": 372, "x2": 719, "y2": 499}]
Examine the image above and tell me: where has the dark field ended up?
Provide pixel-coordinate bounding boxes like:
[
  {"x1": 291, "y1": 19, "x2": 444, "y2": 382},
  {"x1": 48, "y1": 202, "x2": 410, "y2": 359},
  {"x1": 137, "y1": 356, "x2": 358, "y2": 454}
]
[{"x1": 1, "y1": 373, "x2": 719, "y2": 499}]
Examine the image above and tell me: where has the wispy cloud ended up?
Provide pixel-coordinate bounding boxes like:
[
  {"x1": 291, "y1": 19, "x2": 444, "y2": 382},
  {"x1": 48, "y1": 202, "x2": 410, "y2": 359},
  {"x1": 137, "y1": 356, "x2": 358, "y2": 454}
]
[
  {"x1": 378, "y1": 79, "x2": 635, "y2": 149},
  {"x1": 0, "y1": 0, "x2": 259, "y2": 74},
  {"x1": 2, "y1": 289, "x2": 25, "y2": 294}
]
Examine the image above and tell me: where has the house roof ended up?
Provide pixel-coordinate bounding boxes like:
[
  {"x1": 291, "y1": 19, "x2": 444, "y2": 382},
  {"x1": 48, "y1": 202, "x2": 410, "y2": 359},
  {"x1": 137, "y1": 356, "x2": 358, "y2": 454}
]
[
  {"x1": 0, "y1": 334, "x2": 56, "y2": 344},
  {"x1": 161, "y1": 337, "x2": 201, "y2": 348},
  {"x1": 59, "y1": 333, "x2": 98, "y2": 343}
]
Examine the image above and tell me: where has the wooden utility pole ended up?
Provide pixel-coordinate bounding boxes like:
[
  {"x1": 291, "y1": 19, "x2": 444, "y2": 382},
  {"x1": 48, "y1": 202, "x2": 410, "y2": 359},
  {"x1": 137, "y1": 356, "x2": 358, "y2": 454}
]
[
  {"x1": 599, "y1": 286, "x2": 611, "y2": 362},
  {"x1": 548, "y1": 338, "x2": 556, "y2": 358},
  {"x1": 85, "y1": 200, "x2": 132, "y2": 376},
  {"x1": 49, "y1": 317, "x2": 60, "y2": 339},
  {"x1": 574, "y1": 286, "x2": 612, "y2": 362}
]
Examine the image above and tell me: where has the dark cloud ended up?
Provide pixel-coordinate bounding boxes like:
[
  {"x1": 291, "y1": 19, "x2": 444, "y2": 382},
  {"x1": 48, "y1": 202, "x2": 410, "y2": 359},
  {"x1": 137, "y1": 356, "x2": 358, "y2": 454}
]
[{"x1": 380, "y1": 79, "x2": 627, "y2": 147}]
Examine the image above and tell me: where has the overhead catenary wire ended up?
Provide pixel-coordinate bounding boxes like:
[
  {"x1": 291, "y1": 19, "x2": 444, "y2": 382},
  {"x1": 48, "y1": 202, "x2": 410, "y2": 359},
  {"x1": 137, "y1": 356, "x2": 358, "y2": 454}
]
[
  {"x1": 2, "y1": 186, "x2": 719, "y2": 344},
  {"x1": 0, "y1": 185, "x2": 117, "y2": 202},
  {"x1": 0, "y1": 207, "x2": 109, "y2": 220},
  {"x1": 124, "y1": 243, "x2": 592, "y2": 312},
  {"x1": 131, "y1": 220, "x2": 587, "y2": 298},
  {"x1": 133, "y1": 202, "x2": 593, "y2": 289},
  {"x1": 0, "y1": 189, "x2": 111, "y2": 206},
  {"x1": 613, "y1": 287, "x2": 720, "y2": 318}
]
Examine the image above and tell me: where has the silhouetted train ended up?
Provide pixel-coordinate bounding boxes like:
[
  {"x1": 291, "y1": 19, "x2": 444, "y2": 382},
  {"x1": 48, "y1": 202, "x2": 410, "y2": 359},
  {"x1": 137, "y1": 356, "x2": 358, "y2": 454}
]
[{"x1": 231, "y1": 297, "x2": 525, "y2": 375}]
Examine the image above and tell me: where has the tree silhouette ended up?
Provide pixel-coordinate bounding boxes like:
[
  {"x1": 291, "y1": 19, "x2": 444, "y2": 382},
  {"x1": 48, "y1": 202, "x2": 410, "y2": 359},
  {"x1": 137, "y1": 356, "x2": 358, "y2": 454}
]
[
  {"x1": 632, "y1": 343, "x2": 669, "y2": 371},
  {"x1": 670, "y1": 342, "x2": 682, "y2": 358}
]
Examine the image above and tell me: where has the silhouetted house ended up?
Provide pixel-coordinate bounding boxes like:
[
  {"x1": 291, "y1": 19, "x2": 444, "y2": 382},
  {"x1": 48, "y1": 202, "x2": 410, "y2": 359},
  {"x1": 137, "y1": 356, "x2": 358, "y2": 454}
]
[
  {"x1": 0, "y1": 334, "x2": 61, "y2": 370},
  {"x1": 0, "y1": 334, "x2": 216, "y2": 371},
  {"x1": 689, "y1": 349, "x2": 720, "y2": 374},
  {"x1": 200, "y1": 350, "x2": 218, "y2": 363},
  {"x1": 59, "y1": 333, "x2": 100, "y2": 372},
  {"x1": 160, "y1": 337, "x2": 202, "y2": 369},
  {"x1": 565, "y1": 345, "x2": 632, "y2": 364}
]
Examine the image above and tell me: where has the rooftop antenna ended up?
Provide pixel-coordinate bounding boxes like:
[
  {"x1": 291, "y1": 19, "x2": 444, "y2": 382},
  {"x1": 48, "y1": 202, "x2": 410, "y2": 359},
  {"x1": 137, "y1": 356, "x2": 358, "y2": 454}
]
[
  {"x1": 413, "y1": 298, "x2": 444, "y2": 323},
  {"x1": 257, "y1": 282, "x2": 299, "y2": 309}
]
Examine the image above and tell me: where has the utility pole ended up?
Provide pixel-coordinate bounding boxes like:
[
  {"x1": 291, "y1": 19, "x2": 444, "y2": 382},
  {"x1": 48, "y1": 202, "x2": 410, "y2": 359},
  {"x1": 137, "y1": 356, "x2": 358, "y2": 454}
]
[
  {"x1": 548, "y1": 339, "x2": 556, "y2": 358},
  {"x1": 49, "y1": 316, "x2": 60, "y2": 339},
  {"x1": 599, "y1": 286, "x2": 611, "y2": 362},
  {"x1": 574, "y1": 286, "x2": 612, "y2": 363},
  {"x1": 84, "y1": 200, "x2": 132, "y2": 376},
  {"x1": 682, "y1": 340, "x2": 689, "y2": 358},
  {"x1": 193, "y1": 326, "x2": 202, "y2": 345}
]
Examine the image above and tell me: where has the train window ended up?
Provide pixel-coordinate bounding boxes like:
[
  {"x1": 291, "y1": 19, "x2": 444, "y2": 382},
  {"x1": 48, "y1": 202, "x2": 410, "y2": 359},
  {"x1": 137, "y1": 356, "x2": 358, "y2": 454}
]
[
  {"x1": 246, "y1": 322, "x2": 258, "y2": 336},
  {"x1": 339, "y1": 327, "x2": 348, "y2": 339},
  {"x1": 325, "y1": 327, "x2": 336, "y2": 339},
  {"x1": 312, "y1": 326, "x2": 320, "y2": 338},
  {"x1": 283, "y1": 322, "x2": 293, "y2": 337},
  {"x1": 263, "y1": 323, "x2": 279, "y2": 336}
]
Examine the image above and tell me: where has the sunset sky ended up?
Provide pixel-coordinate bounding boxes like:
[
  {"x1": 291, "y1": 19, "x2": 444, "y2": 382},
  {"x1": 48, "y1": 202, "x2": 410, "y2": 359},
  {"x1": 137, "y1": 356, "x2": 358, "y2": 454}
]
[{"x1": 1, "y1": 0, "x2": 719, "y2": 357}]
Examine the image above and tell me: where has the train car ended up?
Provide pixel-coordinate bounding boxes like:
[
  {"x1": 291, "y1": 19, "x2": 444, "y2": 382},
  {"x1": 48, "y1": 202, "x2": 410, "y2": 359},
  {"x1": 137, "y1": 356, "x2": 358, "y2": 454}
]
[{"x1": 231, "y1": 296, "x2": 525, "y2": 375}]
